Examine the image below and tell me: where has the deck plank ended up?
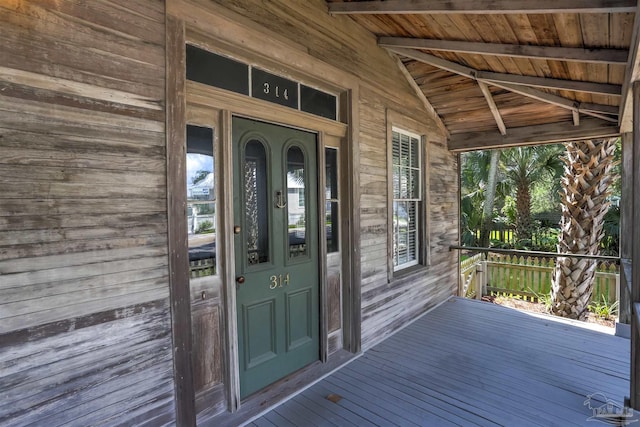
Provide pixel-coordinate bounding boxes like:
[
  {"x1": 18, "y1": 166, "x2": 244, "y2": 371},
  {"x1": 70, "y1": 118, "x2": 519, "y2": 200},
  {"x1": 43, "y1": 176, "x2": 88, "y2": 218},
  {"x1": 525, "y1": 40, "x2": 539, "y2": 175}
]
[{"x1": 249, "y1": 297, "x2": 631, "y2": 426}]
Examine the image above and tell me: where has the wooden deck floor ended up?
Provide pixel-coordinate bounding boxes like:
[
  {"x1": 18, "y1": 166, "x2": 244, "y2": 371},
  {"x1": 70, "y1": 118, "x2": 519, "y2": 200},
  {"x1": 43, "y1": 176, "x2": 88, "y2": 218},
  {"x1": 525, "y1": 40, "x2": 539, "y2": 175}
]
[{"x1": 247, "y1": 297, "x2": 631, "y2": 426}]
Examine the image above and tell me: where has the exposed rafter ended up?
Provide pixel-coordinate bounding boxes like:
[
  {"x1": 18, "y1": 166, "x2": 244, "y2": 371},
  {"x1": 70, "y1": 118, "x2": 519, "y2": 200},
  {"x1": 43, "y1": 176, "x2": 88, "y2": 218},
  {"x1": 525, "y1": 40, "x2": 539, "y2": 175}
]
[
  {"x1": 619, "y1": 1, "x2": 640, "y2": 133},
  {"x1": 385, "y1": 48, "x2": 620, "y2": 96},
  {"x1": 479, "y1": 71, "x2": 621, "y2": 96},
  {"x1": 477, "y1": 81, "x2": 507, "y2": 135},
  {"x1": 448, "y1": 118, "x2": 620, "y2": 152},
  {"x1": 392, "y1": 55, "x2": 449, "y2": 138},
  {"x1": 329, "y1": 0, "x2": 636, "y2": 15},
  {"x1": 387, "y1": 47, "x2": 619, "y2": 121},
  {"x1": 487, "y1": 82, "x2": 618, "y2": 121},
  {"x1": 378, "y1": 37, "x2": 629, "y2": 65}
]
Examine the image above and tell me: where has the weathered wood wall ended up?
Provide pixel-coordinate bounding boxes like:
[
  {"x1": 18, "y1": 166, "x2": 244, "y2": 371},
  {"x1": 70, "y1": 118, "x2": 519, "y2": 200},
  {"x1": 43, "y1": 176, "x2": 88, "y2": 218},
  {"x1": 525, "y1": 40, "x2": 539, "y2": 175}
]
[
  {"x1": 1, "y1": 0, "x2": 460, "y2": 423},
  {"x1": 208, "y1": 0, "x2": 460, "y2": 351},
  {"x1": 0, "y1": 0, "x2": 175, "y2": 424}
]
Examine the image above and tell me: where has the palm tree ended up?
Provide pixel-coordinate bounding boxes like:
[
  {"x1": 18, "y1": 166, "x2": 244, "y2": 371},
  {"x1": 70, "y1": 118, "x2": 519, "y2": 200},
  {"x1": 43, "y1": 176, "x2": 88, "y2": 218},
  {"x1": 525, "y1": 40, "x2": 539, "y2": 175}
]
[
  {"x1": 460, "y1": 150, "x2": 502, "y2": 247},
  {"x1": 550, "y1": 138, "x2": 617, "y2": 320},
  {"x1": 501, "y1": 145, "x2": 564, "y2": 243}
]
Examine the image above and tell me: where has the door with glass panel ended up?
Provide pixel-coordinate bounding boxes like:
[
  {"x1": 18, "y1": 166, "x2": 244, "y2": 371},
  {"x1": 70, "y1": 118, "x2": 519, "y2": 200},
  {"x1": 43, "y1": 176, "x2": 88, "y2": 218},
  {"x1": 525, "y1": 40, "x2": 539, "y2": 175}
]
[{"x1": 232, "y1": 117, "x2": 319, "y2": 399}]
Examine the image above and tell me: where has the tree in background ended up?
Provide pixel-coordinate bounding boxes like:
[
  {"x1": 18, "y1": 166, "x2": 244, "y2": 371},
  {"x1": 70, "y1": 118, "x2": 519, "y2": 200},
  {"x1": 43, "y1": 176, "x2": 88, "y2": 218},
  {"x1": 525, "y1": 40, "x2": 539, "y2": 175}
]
[
  {"x1": 550, "y1": 138, "x2": 617, "y2": 320},
  {"x1": 500, "y1": 146, "x2": 564, "y2": 243},
  {"x1": 460, "y1": 150, "x2": 502, "y2": 247}
]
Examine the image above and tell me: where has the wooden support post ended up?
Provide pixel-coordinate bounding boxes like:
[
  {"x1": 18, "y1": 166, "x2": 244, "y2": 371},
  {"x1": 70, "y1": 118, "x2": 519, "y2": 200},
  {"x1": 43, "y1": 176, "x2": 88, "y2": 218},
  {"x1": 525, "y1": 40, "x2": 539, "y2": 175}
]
[
  {"x1": 166, "y1": 15, "x2": 196, "y2": 426},
  {"x1": 621, "y1": 132, "x2": 633, "y2": 325},
  {"x1": 481, "y1": 260, "x2": 488, "y2": 296},
  {"x1": 475, "y1": 262, "x2": 483, "y2": 300},
  {"x1": 630, "y1": 81, "x2": 640, "y2": 410}
]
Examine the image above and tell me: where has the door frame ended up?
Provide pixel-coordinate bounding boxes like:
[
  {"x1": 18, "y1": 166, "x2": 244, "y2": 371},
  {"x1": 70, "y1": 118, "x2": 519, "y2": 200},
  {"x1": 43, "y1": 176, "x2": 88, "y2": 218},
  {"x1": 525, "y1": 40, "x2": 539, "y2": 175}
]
[{"x1": 166, "y1": 5, "x2": 362, "y2": 418}]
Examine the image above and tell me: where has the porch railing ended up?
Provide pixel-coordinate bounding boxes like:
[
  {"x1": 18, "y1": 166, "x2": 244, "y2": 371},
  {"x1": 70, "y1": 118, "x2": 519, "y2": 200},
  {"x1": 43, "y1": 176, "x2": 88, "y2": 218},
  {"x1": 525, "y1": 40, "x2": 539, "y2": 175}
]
[{"x1": 454, "y1": 246, "x2": 620, "y2": 304}]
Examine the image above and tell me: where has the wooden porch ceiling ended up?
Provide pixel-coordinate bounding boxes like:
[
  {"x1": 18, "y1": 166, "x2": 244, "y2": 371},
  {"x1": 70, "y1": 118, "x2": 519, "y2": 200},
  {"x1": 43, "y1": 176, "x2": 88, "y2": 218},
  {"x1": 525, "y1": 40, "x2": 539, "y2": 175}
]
[{"x1": 327, "y1": 0, "x2": 640, "y2": 150}]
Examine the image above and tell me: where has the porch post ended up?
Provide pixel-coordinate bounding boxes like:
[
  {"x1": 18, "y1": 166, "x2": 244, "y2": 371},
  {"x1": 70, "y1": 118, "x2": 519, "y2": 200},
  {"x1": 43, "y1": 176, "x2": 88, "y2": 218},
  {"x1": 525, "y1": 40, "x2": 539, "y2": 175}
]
[
  {"x1": 631, "y1": 81, "x2": 640, "y2": 409},
  {"x1": 620, "y1": 132, "x2": 632, "y2": 325}
]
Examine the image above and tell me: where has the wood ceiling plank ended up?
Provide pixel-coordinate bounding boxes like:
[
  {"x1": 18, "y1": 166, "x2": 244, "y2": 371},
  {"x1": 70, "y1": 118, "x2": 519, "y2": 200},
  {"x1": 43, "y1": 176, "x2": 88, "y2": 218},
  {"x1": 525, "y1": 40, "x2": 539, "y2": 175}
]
[
  {"x1": 448, "y1": 117, "x2": 620, "y2": 151},
  {"x1": 446, "y1": 15, "x2": 502, "y2": 71},
  {"x1": 327, "y1": 1, "x2": 637, "y2": 15}
]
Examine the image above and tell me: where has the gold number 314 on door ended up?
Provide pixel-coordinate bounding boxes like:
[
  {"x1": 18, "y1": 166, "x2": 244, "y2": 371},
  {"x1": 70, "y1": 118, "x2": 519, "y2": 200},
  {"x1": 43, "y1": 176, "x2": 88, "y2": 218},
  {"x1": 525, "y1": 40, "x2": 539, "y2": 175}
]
[{"x1": 269, "y1": 273, "x2": 290, "y2": 289}]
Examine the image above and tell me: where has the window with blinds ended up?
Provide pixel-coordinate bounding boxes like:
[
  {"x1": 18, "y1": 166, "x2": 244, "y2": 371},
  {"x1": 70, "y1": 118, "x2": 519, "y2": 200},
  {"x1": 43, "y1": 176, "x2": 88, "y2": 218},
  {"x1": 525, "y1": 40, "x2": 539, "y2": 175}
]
[{"x1": 392, "y1": 128, "x2": 421, "y2": 270}]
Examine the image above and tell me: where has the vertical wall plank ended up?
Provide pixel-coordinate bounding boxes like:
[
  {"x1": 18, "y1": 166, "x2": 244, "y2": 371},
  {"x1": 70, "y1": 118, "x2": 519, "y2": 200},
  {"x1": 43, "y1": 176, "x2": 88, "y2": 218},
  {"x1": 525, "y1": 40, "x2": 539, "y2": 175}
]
[{"x1": 166, "y1": 14, "x2": 196, "y2": 426}]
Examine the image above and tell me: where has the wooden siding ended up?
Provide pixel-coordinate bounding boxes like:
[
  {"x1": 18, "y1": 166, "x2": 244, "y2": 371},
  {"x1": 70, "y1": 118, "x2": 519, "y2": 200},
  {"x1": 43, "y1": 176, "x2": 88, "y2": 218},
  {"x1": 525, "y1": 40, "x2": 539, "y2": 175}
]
[
  {"x1": 0, "y1": 0, "x2": 174, "y2": 424},
  {"x1": 207, "y1": 0, "x2": 458, "y2": 351},
  {"x1": 357, "y1": 87, "x2": 459, "y2": 350},
  {"x1": 1, "y1": 0, "x2": 460, "y2": 423}
]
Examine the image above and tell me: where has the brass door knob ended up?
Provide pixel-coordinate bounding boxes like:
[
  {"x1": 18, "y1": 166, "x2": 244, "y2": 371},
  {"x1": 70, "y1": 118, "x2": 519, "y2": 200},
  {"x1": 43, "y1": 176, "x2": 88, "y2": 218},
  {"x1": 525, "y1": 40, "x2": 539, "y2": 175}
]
[{"x1": 236, "y1": 276, "x2": 245, "y2": 284}]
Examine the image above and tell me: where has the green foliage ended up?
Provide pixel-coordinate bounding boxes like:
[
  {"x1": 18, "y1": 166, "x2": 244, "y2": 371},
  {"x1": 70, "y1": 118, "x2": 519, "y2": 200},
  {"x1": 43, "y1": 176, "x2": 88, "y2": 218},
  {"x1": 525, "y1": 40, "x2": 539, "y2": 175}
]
[
  {"x1": 531, "y1": 179, "x2": 561, "y2": 215},
  {"x1": 460, "y1": 188, "x2": 484, "y2": 246},
  {"x1": 588, "y1": 296, "x2": 619, "y2": 320},
  {"x1": 601, "y1": 205, "x2": 620, "y2": 256},
  {"x1": 499, "y1": 196, "x2": 517, "y2": 226},
  {"x1": 529, "y1": 288, "x2": 552, "y2": 313},
  {"x1": 609, "y1": 137, "x2": 622, "y2": 199},
  {"x1": 196, "y1": 220, "x2": 214, "y2": 234},
  {"x1": 192, "y1": 170, "x2": 210, "y2": 185},
  {"x1": 459, "y1": 143, "x2": 619, "y2": 254}
]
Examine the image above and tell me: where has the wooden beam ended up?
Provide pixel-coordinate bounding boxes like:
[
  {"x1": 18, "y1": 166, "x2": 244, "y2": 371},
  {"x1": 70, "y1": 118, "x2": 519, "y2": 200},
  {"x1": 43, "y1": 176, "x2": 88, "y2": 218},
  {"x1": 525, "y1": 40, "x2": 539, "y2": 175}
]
[
  {"x1": 631, "y1": 80, "x2": 640, "y2": 410},
  {"x1": 387, "y1": 47, "x2": 620, "y2": 96},
  {"x1": 572, "y1": 111, "x2": 580, "y2": 126},
  {"x1": 619, "y1": 2, "x2": 640, "y2": 133},
  {"x1": 477, "y1": 81, "x2": 507, "y2": 135},
  {"x1": 620, "y1": 133, "x2": 633, "y2": 325},
  {"x1": 378, "y1": 37, "x2": 629, "y2": 65},
  {"x1": 329, "y1": 0, "x2": 636, "y2": 15},
  {"x1": 448, "y1": 117, "x2": 620, "y2": 152},
  {"x1": 392, "y1": 55, "x2": 450, "y2": 137},
  {"x1": 389, "y1": 48, "x2": 619, "y2": 120},
  {"x1": 488, "y1": 81, "x2": 619, "y2": 119},
  {"x1": 479, "y1": 71, "x2": 621, "y2": 96}
]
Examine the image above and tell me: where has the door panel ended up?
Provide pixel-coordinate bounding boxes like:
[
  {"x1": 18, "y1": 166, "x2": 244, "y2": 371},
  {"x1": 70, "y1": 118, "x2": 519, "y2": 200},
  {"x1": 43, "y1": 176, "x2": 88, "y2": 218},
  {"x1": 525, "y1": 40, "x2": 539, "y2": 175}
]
[
  {"x1": 286, "y1": 287, "x2": 313, "y2": 351},
  {"x1": 233, "y1": 117, "x2": 319, "y2": 399},
  {"x1": 244, "y1": 298, "x2": 277, "y2": 369}
]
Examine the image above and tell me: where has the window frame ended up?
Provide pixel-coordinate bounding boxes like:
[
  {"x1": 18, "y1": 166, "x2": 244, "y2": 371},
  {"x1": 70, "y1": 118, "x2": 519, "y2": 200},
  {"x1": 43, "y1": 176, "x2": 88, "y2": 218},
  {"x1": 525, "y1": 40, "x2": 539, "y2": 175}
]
[
  {"x1": 391, "y1": 127, "x2": 422, "y2": 271},
  {"x1": 386, "y1": 111, "x2": 431, "y2": 280}
]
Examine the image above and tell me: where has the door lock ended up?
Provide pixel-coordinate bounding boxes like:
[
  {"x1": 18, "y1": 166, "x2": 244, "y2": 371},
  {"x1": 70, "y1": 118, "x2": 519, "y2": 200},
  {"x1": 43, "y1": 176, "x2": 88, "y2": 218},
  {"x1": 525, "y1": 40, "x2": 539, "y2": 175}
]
[{"x1": 236, "y1": 276, "x2": 245, "y2": 284}]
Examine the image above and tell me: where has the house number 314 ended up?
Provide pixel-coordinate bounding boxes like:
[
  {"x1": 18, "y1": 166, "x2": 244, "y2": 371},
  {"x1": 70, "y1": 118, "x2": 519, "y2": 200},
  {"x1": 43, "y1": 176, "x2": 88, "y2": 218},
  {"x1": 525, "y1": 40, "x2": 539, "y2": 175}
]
[
  {"x1": 269, "y1": 273, "x2": 290, "y2": 289},
  {"x1": 263, "y1": 82, "x2": 289, "y2": 100}
]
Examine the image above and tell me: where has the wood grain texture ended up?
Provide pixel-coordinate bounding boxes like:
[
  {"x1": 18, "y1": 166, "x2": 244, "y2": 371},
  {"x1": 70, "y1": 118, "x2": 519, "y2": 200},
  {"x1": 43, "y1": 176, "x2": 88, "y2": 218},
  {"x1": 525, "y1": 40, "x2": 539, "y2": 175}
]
[
  {"x1": 0, "y1": 0, "x2": 174, "y2": 425},
  {"x1": 0, "y1": 300, "x2": 175, "y2": 426},
  {"x1": 253, "y1": 297, "x2": 630, "y2": 426},
  {"x1": 345, "y1": 5, "x2": 632, "y2": 135}
]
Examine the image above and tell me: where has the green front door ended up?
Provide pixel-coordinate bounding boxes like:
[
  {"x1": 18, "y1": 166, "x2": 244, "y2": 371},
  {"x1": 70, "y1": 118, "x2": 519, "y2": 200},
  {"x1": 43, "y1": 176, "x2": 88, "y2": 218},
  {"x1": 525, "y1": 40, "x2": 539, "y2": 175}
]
[{"x1": 233, "y1": 117, "x2": 320, "y2": 399}]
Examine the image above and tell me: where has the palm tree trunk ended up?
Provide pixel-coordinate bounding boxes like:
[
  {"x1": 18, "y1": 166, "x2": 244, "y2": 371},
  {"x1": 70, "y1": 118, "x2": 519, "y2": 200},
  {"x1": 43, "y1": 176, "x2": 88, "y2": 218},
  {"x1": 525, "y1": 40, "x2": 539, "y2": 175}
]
[
  {"x1": 515, "y1": 180, "x2": 532, "y2": 241},
  {"x1": 480, "y1": 150, "x2": 500, "y2": 247},
  {"x1": 550, "y1": 138, "x2": 617, "y2": 320}
]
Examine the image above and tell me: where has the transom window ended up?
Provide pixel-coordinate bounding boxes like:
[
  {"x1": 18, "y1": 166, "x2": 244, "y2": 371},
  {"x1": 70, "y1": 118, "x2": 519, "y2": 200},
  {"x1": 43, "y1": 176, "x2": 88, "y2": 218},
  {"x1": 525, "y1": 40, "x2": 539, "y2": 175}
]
[{"x1": 392, "y1": 128, "x2": 421, "y2": 270}]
